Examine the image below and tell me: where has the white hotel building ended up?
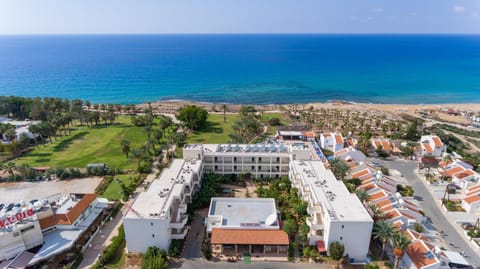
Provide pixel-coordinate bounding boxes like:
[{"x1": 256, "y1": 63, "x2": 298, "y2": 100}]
[
  {"x1": 289, "y1": 159, "x2": 373, "y2": 262},
  {"x1": 124, "y1": 142, "x2": 373, "y2": 262}
]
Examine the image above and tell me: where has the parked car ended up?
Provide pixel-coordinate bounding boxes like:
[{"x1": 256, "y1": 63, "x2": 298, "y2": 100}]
[
  {"x1": 461, "y1": 223, "x2": 475, "y2": 230},
  {"x1": 0, "y1": 203, "x2": 4, "y2": 211},
  {"x1": 6, "y1": 203, "x2": 15, "y2": 211}
]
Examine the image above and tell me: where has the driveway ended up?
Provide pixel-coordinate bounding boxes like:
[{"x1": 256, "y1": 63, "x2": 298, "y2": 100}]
[
  {"x1": 182, "y1": 209, "x2": 208, "y2": 259},
  {"x1": 376, "y1": 158, "x2": 480, "y2": 267}
]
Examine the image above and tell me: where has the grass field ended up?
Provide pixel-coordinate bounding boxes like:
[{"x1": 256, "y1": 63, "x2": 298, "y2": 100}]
[
  {"x1": 187, "y1": 113, "x2": 238, "y2": 144},
  {"x1": 261, "y1": 112, "x2": 289, "y2": 136},
  {"x1": 15, "y1": 116, "x2": 146, "y2": 170},
  {"x1": 101, "y1": 174, "x2": 138, "y2": 200}
]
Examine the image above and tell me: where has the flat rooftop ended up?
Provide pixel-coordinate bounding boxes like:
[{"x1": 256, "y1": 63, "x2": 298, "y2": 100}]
[
  {"x1": 125, "y1": 158, "x2": 202, "y2": 219},
  {"x1": 292, "y1": 160, "x2": 372, "y2": 222},
  {"x1": 207, "y1": 197, "x2": 279, "y2": 231},
  {"x1": 202, "y1": 143, "x2": 291, "y2": 154}
]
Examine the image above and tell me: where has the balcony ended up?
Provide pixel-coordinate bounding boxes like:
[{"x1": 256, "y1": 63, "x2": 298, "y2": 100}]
[
  {"x1": 171, "y1": 226, "x2": 189, "y2": 239},
  {"x1": 306, "y1": 215, "x2": 324, "y2": 231},
  {"x1": 170, "y1": 213, "x2": 188, "y2": 229}
]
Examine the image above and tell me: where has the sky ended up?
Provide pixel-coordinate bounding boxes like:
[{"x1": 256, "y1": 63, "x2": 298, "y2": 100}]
[{"x1": 0, "y1": 0, "x2": 479, "y2": 34}]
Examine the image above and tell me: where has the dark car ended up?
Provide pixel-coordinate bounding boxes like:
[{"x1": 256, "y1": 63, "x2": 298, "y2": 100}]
[
  {"x1": 29, "y1": 199, "x2": 38, "y2": 204},
  {"x1": 461, "y1": 223, "x2": 475, "y2": 230},
  {"x1": 0, "y1": 203, "x2": 4, "y2": 211},
  {"x1": 6, "y1": 203, "x2": 15, "y2": 211}
]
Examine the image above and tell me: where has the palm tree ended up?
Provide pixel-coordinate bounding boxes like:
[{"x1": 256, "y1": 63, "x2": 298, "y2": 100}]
[
  {"x1": 441, "y1": 154, "x2": 453, "y2": 181},
  {"x1": 1, "y1": 162, "x2": 16, "y2": 179},
  {"x1": 392, "y1": 232, "x2": 411, "y2": 269},
  {"x1": 356, "y1": 189, "x2": 369, "y2": 203},
  {"x1": 369, "y1": 204, "x2": 385, "y2": 222},
  {"x1": 222, "y1": 104, "x2": 227, "y2": 123},
  {"x1": 121, "y1": 139, "x2": 131, "y2": 158},
  {"x1": 373, "y1": 221, "x2": 397, "y2": 260},
  {"x1": 329, "y1": 157, "x2": 350, "y2": 180}
]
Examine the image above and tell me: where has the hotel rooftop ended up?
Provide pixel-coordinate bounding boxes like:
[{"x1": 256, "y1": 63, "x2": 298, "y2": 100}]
[
  {"x1": 125, "y1": 158, "x2": 201, "y2": 219},
  {"x1": 201, "y1": 143, "x2": 291, "y2": 154},
  {"x1": 206, "y1": 197, "x2": 279, "y2": 232},
  {"x1": 291, "y1": 160, "x2": 371, "y2": 222}
]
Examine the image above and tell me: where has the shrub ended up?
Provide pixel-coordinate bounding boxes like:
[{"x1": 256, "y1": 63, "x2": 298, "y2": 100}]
[
  {"x1": 267, "y1": 117, "x2": 281, "y2": 126},
  {"x1": 168, "y1": 239, "x2": 184, "y2": 258},
  {"x1": 329, "y1": 242, "x2": 345, "y2": 260},
  {"x1": 98, "y1": 225, "x2": 125, "y2": 266},
  {"x1": 365, "y1": 263, "x2": 380, "y2": 269}
]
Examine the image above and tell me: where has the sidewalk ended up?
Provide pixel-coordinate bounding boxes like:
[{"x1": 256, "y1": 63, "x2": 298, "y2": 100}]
[{"x1": 78, "y1": 209, "x2": 125, "y2": 269}]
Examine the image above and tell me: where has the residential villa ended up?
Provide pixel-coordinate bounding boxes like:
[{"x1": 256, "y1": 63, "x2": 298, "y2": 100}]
[
  {"x1": 420, "y1": 135, "x2": 446, "y2": 158},
  {"x1": 319, "y1": 132, "x2": 344, "y2": 152}
]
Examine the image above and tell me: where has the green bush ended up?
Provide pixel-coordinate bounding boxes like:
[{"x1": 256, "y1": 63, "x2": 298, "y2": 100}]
[
  {"x1": 329, "y1": 242, "x2": 345, "y2": 260},
  {"x1": 365, "y1": 263, "x2": 380, "y2": 269},
  {"x1": 98, "y1": 226, "x2": 125, "y2": 266},
  {"x1": 168, "y1": 239, "x2": 184, "y2": 258}
]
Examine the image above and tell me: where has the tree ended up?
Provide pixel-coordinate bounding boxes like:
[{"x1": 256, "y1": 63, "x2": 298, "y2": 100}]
[
  {"x1": 1, "y1": 162, "x2": 16, "y2": 180},
  {"x1": 222, "y1": 104, "x2": 227, "y2": 123},
  {"x1": 373, "y1": 221, "x2": 397, "y2": 260},
  {"x1": 329, "y1": 157, "x2": 349, "y2": 180},
  {"x1": 282, "y1": 218, "x2": 298, "y2": 240},
  {"x1": 177, "y1": 105, "x2": 208, "y2": 131},
  {"x1": 18, "y1": 133, "x2": 31, "y2": 150},
  {"x1": 121, "y1": 139, "x2": 131, "y2": 158},
  {"x1": 239, "y1": 105, "x2": 256, "y2": 116},
  {"x1": 392, "y1": 232, "x2": 411, "y2": 269},
  {"x1": 329, "y1": 241, "x2": 345, "y2": 260},
  {"x1": 369, "y1": 204, "x2": 385, "y2": 222},
  {"x1": 356, "y1": 189, "x2": 369, "y2": 203},
  {"x1": 299, "y1": 221, "x2": 310, "y2": 247}
]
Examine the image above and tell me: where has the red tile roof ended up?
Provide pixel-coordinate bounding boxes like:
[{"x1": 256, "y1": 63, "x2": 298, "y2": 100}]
[
  {"x1": 464, "y1": 194, "x2": 480, "y2": 205},
  {"x1": 56, "y1": 193, "x2": 97, "y2": 225},
  {"x1": 444, "y1": 166, "x2": 465, "y2": 177},
  {"x1": 351, "y1": 169, "x2": 371, "y2": 179},
  {"x1": 211, "y1": 229, "x2": 289, "y2": 245},
  {"x1": 335, "y1": 134, "x2": 343, "y2": 145},
  {"x1": 405, "y1": 240, "x2": 439, "y2": 268},
  {"x1": 453, "y1": 169, "x2": 475, "y2": 179},
  {"x1": 432, "y1": 136, "x2": 443, "y2": 148},
  {"x1": 423, "y1": 143, "x2": 433, "y2": 153}
]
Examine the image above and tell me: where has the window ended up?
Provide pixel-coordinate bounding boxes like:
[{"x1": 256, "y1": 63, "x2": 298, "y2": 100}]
[
  {"x1": 214, "y1": 165, "x2": 218, "y2": 171},
  {"x1": 342, "y1": 225, "x2": 344, "y2": 229},
  {"x1": 152, "y1": 234, "x2": 155, "y2": 238},
  {"x1": 261, "y1": 174, "x2": 264, "y2": 178},
  {"x1": 259, "y1": 166, "x2": 262, "y2": 170},
  {"x1": 214, "y1": 157, "x2": 218, "y2": 162},
  {"x1": 277, "y1": 157, "x2": 280, "y2": 162},
  {"x1": 259, "y1": 157, "x2": 262, "y2": 162},
  {"x1": 252, "y1": 157, "x2": 255, "y2": 162},
  {"x1": 340, "y1": 236, "x2": 343, "y2": 240},
  {"x1": 252, "y1": 166, "x2": 255, "y2": 170},
  {"x1": 234, "y1": 157, "x2": 237, "y2": 162},
  {"x1": 20, "y1": 225, "x2": 35, "y2": 233},
  {"x1": 151, "y1": 222, "x2": 154, "y2": 227},
  {"x1": 234, "y1": 165, "x2": 237, "y2": 171}
]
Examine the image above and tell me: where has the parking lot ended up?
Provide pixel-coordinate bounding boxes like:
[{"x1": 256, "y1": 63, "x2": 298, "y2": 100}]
[{"x1": 0, "y1": 177, "x2": 102, "y2": 204}]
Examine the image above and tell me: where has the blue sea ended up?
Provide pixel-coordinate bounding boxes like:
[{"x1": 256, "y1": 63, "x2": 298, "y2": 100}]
[{"x1": 0, "y1": 34, "x2": 479, "y2": 104}]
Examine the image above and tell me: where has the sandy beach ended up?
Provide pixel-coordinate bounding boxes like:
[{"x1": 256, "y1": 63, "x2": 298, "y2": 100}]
[{"x1": 138, "y1": 100, "x2": 480, "y2": 124}]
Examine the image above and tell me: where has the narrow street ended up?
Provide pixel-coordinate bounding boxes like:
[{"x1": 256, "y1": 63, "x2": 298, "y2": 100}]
[{"x1": 377, "y1": 158, "x2": 480, "y2": 267}]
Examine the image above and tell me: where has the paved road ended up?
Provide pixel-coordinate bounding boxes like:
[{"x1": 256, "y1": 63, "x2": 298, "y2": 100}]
[
  {"x1": 183, "y1": 209, "x2": 207, "y2": 259},
  {"x1": 377, "y1": 158, "x2": 480, "y2": 267},
  {"x1": 171, "y1": 260, "x2": 331, "y2": 269}
]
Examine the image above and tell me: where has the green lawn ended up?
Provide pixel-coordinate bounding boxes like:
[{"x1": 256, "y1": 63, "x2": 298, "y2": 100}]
[
  {"x1": 261, "y1": 112, "x2": 289, "y2": 136},
  {"x1": 187, "y1": 113, "x2": 239, "y2": 144},
  {"x1": 101, "y1": 174, "x2": 137, "y2": 200},
  {"x1": 15, "y1": 116, "x2": 146, "y2": 170}
]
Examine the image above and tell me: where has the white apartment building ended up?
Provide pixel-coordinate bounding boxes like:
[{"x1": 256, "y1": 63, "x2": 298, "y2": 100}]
[
  {"x1": 420, "y1": 135, "x2": 446, "y2": 158},
  {"x1": 289, "y1": 160, "x2": 373, "y2": 263},
  {"x1": 320, "y1": 133, "x2": 344, "y2": 152},
  {"x1": 184, "y1": 143, "x2": 310, "y2": 179},
  {"x1": 0, "y1": 213, "x2": 43, "y2": 261},
  {"x1": 124, "y1": 158, "x2": 203, "y2": 253}
]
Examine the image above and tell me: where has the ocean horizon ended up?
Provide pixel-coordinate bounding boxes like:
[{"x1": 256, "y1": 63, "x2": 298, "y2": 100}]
[{"x1": 0, "y1": 34, "x2": 479, "y2": 105}]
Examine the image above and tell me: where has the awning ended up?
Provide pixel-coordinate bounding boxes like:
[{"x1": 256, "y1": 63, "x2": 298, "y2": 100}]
[{"x1": 316, "y1": 240, "x2": 327, "y2": 252}]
